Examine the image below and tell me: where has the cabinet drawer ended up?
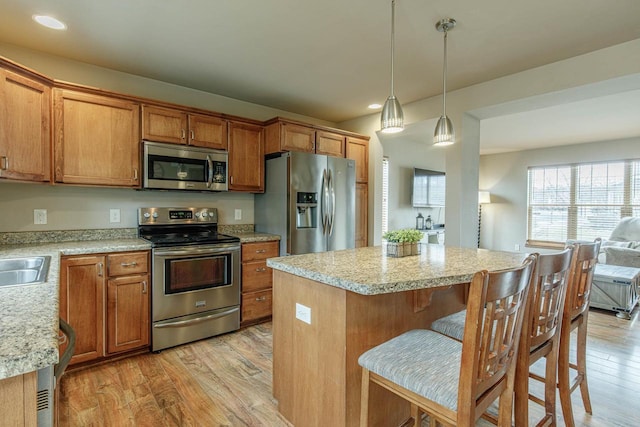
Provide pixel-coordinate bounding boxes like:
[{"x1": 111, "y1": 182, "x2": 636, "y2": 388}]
[
  {"x1": 242, "y1": 260, "x2": 273, "y2": 293},
  {"x1": 242, "y1": 289, "x2": 272, "y2": 322},
  {"x1": 241, "y1": 241, "x2": 279, "y2": 262},
  {"x1": 107, "y1": 251, "x2": 148, "y2": 276}
]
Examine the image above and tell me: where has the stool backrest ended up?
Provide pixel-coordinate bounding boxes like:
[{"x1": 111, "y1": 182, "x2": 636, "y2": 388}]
[
  {"x1": 566, "y1": 239, "x2": 601, "y2": 320},
  {"x1": 458, "y1": 254, "x2": 536, "y2": 418},
  {"x1": 526, "y1": 247, "x2": 574, "y2": 351}
]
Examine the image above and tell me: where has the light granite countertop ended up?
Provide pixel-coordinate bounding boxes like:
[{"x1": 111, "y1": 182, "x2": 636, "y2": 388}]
[
  {"x1": 267, "y1": 245, "x2": 529, "y2": 295},
  {"x1": 0, "y1": 238, "x2": 151, "y2": 380},
  {"x1": 230, "y1": 232, "x2": 281, "y2": 243}
]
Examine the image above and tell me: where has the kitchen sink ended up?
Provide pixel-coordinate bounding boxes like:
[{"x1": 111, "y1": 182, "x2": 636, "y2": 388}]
[{"x1": 0, "y1": 256, "x2": 51, "y2": 287}]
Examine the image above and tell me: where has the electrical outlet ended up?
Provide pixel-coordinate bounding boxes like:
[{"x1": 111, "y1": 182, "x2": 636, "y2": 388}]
[
  {"x1": 515, "y1": 243, "x2": 521, "y2": 251},
  {"x1": 110, "y1": 208, "x2": 121, "y2": 223},
  {"x1": 295, "y1": 303, "x2": 311, "y2": 324},
  {"x1": 34, "y1": 209, "x2": 47, "y2": 225},
  {"x1": 234, "y1": 209, "x2": 242, "y2": 220}
]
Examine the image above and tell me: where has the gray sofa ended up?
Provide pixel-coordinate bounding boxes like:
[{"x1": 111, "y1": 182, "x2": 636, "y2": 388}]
[{"x1": 600, "y1": 217, "x2": 640, "y2": 267}]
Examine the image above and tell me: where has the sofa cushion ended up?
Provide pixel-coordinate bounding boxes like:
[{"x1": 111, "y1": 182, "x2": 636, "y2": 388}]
[
  {"x1": 603, "y1": 246, "x2": 640, "y2": 268},
  {"x1": 609, "y1": 217, "x2": 640, "y2": 242}
]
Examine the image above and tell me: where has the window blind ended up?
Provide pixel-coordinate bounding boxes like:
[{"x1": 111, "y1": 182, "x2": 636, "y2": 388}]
[
  {"x1": 382, "y1": 157, "x2": 389, "y2": 235},
  {"x1": 527, "y1": 159, "x2": 640, "y2": 245}
]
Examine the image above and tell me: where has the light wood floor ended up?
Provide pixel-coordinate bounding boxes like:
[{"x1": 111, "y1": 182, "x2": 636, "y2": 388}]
[{"x1": 58, "y1": 308, "x2": 640, "y2": 426}]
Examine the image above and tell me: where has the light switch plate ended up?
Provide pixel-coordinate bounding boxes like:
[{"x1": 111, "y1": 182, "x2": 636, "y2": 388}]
[
  {"x1": 234, "y1": 209, "x2": 242, "y2": 220},
  {"x1": 34, "y1": 209, "x2": 47, "y2": 225},
  {"x1": 295, "y1": 303, "x2": 311, "y2": 324},
  {"x1": 110, "y1": 208, "x2": 121, "y2": 223}
]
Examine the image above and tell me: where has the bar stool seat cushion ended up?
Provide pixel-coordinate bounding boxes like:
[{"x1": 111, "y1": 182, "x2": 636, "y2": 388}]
[
  {"x1": 358, "y1": 329, "x2": 462, "y2": 412},
  {"x1": 430, "y1": 309, "x2": 466, "y2": 341}
]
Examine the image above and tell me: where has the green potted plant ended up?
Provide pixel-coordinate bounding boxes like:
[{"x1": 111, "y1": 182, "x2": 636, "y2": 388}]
[{"x1": 382, "y1": 228, "x2": 424, "y2": 257}]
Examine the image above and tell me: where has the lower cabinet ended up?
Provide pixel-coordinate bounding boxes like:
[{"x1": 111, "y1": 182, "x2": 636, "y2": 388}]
[
  {"x1": 241, "y1": 241, "x2": 279, "y2": 326},
  {"x1": 59, "y1": 251, "x2": 150, "y2": 366}
]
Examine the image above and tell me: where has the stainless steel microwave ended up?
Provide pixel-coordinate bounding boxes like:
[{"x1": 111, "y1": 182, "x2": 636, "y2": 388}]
[{"x1": 143, "y1": 140, "x2": 228, "y2": 191}]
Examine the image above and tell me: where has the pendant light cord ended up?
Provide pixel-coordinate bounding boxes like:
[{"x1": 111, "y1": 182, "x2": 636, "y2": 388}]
[
  {"x1": 442, "y1": 28, "x2": 448, "y2": 116},
  {"x1": 390, "y1": 0, "x2": 396, "y2": 96}
]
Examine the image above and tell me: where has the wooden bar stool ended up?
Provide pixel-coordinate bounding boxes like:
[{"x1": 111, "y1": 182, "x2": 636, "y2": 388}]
[
  {"x1": 558, "y1": 239, "x2": 601, "y2": 427},
  {"x1": 430, "y1": 248, "x2": 574, "y2": 426},
  {"x1": 358, "y1": 255, "x2": 536, "y2": 427},
  {"x1": 514, "y1": 247, "x2": 574, "y2": 427}
]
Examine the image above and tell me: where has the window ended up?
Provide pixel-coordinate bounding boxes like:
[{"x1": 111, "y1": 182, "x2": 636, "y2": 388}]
[
  {"x1": 527, "y1": 159, "x2": 640, "y2": 246},
  {"x1": 382, "y1": 157, "x2": 389, "y2": 235}
]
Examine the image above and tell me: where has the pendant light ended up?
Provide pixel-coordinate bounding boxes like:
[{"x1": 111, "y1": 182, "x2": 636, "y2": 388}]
[
  {"x1": 433, "y1": 18, "x2": 456, "y2": 146},
  {"x1": 380, "y1": 0, "x2": 404, "y2": 133}
]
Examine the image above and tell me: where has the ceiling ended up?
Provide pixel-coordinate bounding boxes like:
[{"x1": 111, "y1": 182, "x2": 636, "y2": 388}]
[{"x1": 1, "y1": 0, "x2": 640, "y2": 153}]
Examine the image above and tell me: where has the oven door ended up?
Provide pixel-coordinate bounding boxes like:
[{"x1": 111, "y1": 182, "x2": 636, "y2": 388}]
[{"x1": 152, "y1": 243, "x2": 240, "y2": 322}]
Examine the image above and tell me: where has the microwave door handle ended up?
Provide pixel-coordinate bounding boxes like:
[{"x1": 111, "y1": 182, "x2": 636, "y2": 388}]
[{"x1": 206, "y1": 155, "x2": 213, "y2": 188}]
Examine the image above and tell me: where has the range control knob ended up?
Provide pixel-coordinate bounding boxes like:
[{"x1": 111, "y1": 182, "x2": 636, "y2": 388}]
[
  {"x1": 143, "y1": 212, "x2": 151, "y2": 218},
  {"x1": 152, "y1": 212, "x2": 159, "y2": 218},
  {"x1": 195, "y1": 212, "x2": 201, "y2": 218}
]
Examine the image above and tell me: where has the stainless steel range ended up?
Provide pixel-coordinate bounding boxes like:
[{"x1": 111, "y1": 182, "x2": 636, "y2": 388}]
[{"x1": 138, "y1": 207, "x2": 240, "y2": 351}]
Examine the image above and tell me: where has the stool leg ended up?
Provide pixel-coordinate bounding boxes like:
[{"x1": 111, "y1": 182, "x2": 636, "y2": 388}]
[
  {"x1": 360, "y1": 368, "x2": 370, "y2": 427},
  {"x1": 576, "y1": 314, "x2": 592, "y2": 414},
  {"x1": 514, "y1": 354, "x2": 529, "y2": 426},
  {"x1": 558, "y1": 321, "x2": 576, "y2": 427},
  {"x1": 544, "y1": 346, "x2": 558, "y2": 426}
]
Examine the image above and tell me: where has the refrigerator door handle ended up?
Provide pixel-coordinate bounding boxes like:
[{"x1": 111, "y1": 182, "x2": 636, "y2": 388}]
[
  {"x1": 321, "y1": 168, "x2": 329, "y2": 234},
  {"x1": 328, "y1": 169, "x2": 336, "y2": 236}
]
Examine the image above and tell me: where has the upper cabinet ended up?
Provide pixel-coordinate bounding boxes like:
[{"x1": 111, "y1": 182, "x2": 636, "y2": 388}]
[
  {"x1": 228, "y1": 121, "x2": 265, "y2": 192},
  {"x1": 142, "y1": 105, "x2": 228, "y2": 150},
  {"x1": 265, "y1": 119, "x2": 345, "y2": 158},
  {"x1": 346, "y1": 137, "x2": 369, "y2": 183},
  {"x1": 0, "y1": 66, "x2": 51, "y2": 182},
  {"x1": 53, "y1": 89, "x2": 140, "y2": 187}
]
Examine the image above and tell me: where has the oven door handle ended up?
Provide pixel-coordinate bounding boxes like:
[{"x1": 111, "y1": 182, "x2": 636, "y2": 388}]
[
  {"x1": 154, "y1": 246, "x2": 240, "y2": 257},
  {"x1": 153, "y1": 307, "x2": 239, "y2": 329},
  {"x1": 206, "y1": 154, "x2": 214, "y2": 188}
]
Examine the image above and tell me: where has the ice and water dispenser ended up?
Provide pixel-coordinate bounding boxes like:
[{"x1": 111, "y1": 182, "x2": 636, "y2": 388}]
[{"x1": 296, "y1": 192, "x2": 317, "y2": 228}]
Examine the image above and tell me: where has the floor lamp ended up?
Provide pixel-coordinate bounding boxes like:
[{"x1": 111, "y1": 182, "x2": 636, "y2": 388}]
[{"x1": 478, "y1": 191, "x2": 491, "y2": 248}]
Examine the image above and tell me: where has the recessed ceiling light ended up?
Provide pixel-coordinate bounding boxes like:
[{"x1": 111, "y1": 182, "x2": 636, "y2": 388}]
[
  {"x1": 368, "y1": 103, "x2": 382, "y2": 109},
  {"x1": 32, "y1": 15, "x2": 67, "y2": 30}
]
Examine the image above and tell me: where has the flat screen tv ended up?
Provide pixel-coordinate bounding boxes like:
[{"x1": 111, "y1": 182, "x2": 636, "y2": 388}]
[{"x1": 412, "y1": 168, "x2": 445, "y2": 207}]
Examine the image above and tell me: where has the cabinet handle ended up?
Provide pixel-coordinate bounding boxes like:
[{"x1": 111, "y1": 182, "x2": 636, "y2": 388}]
[
  {"x1": 256, "y1": 267, "x2": 267, "y2": 272},
  {"x1": 190, "y1": 130, "x2": 195, "y2": 140},
  {"x1": 230, "y1": 176, "x2": 234, "y2": 184},
  {"x1": 97, "y1": 262, "x2": 104, "y2": 277},
  {"x1": 0, "y1": 156, "x2": 7, "y2": 170},
  {"x1": 255, "y1": 296, "x2": 267, "y2": 302},
  {"x1": 58, "y1": 331, "x2": 68, "y2": 345},
  {"x1": 120, "y1": 262, "x2": 138, "y2": 267},
  {"x1": 181, "y1": 129, "x2": 186, "y2": 139},
  {"x1": 312, "y1": 141, "x2": 316, "y2": 151},
  {"x1": 142, "y1": 281, "x2": 147, "y2": 294},
  {"x1": 133, "y1": 168, "x2": 138, "y2": 180},
  {"x1": 256, "y1": 249, "x2": 267, "y2": 254}
]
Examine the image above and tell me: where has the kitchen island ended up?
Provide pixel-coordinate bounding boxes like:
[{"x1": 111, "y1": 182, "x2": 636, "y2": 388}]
[{"x1": 267, "y1": 244, "x2": 527, "y2": 427}]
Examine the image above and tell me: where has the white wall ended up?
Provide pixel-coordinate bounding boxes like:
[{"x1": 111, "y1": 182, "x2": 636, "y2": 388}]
[
  {"x1": 479, "y1": 136, "x2": 640, "y2": 252},
  {"x1": 0, "y1": 42, "x2": 337, "y2": 232}
]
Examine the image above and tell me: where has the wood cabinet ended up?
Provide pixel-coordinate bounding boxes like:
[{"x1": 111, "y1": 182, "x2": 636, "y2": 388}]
[
  {"x1": 228, "y1": 121, "x2": 265, "y2": 192},
  {"x1": 53, "y1": 89, "x2": 140, "y2": 187},
  {"x1": 241, "y1": 241, "x2": 279, "y2": 326},
  {"x1": 265, "y1": 119, "x2": 345, "y2": 157},
  {"x1": 0, "y1": 371, "x2": 37, "y2": 427},
  {"x1": 0, "y1": 66, "x2": 51, "y2": 182},
  {"x1": 347, "y1": 137, "x2": 369, "y2": 247},
  {"x1": 60, "y1": 251, "x2": 150, "y2": 366},
  {"x1": 142, "y1": 105, "x2": 228, "y2": 150}
]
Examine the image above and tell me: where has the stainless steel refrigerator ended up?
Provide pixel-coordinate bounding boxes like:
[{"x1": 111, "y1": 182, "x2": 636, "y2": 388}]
[{"x1": 255, "y1": 151, "x2": 356, "y2": 256}]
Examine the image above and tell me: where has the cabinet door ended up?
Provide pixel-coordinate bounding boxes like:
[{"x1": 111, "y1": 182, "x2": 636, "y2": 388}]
[
  {"x1": 242, "y1": 260, "x2": 273, "y2": 293},
  {"x1": 241, "y1": 241, "x2": 279, "y2": 262},
  {"x1": 228, "y1": 121, "x2": 264, "y2": 192},
  {"x1": 0, "y1": 68, "x2": 51, "y2": 182},
  {"x1": 106, "y1": 274, "x2": 150, "y2": 354},
  {"x1": 316, "y1": 131, "x2": 345, "y2": 157},
  {"x1": 54, "y1": 90, "x2": 140, "y2": 187},
  {"x1": 188, "y1": 113, "x2": 228, "y2": 150},
  {"x1": 281, "y1": 122, "x2": 315, "y2": 153},
  {"x1": 242, "y1": 289, "x2": 272, "y2": 323},
  {"x1": 59, "y1": 255, "x2": 105, "y2": 365},
  {"x1": 142, "y1": 105, "x2": 187, "y2": 144},
  {"x1": 355, "y1": 183, "x2": 368, "y2": 248},
  {"x1": 346, "y1": 137, "x2": 369, "y2": 183}
]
